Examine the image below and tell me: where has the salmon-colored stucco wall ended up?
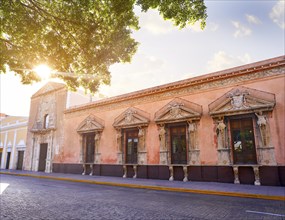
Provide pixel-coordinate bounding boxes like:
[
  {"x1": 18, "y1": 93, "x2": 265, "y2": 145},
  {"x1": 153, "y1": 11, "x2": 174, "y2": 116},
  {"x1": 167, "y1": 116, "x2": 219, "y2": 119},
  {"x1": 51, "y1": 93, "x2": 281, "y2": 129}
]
[{"x1": 60, "y1": 73, "x2": 285, "y2": 166}]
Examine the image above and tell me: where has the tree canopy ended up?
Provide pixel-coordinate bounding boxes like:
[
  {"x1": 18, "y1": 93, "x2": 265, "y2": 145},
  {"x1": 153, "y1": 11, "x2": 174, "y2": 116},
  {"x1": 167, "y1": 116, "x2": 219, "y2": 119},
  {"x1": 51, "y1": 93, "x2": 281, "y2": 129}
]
[{"x1": 0, "y1": 0, "x2": 207, "y2": 93}]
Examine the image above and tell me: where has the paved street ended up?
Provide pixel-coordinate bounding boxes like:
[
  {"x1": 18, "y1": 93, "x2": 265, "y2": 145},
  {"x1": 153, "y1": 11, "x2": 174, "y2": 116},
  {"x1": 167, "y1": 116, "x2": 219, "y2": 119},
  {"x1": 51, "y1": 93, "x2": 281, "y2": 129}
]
[{"x1": 1, "y1": 174, "x2": 284, "y2": 220}]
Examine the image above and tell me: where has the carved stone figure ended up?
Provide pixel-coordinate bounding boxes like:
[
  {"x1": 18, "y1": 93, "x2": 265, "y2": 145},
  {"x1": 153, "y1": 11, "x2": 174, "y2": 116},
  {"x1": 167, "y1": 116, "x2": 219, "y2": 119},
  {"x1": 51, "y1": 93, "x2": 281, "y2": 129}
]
[
  {"x1": 216, "y1": 120, "x2": 226, "y2": 149},
  {"x1": 158, "y1": 125, "x2": 166, "y2": 150},
  {"x1": 169, "y1": 103, "x2": 183, "y2": 118},
  {"x1": 188, "y1": 121, "x2": 196, "y2": 150},
  {"x1": 94, "y1": 133, "x2": 100, "y2": 153},
  {"x1": 255, "y1": 112, "x2": 268, "y2": 147},
  {"x1": 125, "y1": 109, "x2": 135, "y2": 123},
  {"x1": 228, "y1": 89, "x2": 249, "y2": 110},
  {"x1": 138, "y1": 128, "x2": 145, "y2": 152},
  {"x1": 116, "y1": 129, "x2": 122, "y2": 152}
]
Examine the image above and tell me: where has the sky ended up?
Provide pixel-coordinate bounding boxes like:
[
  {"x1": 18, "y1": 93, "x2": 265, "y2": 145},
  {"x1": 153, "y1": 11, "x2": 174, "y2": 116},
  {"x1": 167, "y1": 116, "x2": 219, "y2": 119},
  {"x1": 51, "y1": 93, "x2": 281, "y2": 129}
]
[{"x1": 1, "y1": 0, "x2": 284, "y2": 117}]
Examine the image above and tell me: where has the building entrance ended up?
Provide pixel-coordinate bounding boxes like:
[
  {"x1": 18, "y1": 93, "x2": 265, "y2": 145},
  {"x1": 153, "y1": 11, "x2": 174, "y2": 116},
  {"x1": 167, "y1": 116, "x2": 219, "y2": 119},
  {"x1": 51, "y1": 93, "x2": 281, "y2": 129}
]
[
  {"x1": 84, "y1": 133, "x2": 95, "y2": 163},
  {"x1": 125, "y1": 129, "x2": 138, "y2": 164},
  {"x1": 17, "y1": 151, "x2": 24, "y2": 170},
  {"x1": 170, "y1": 125, "x2": 187, "y2": 164},
  {"x1": 6, "y1": 152, "x2": 11, "y2": 169},
  {"x1": 230, "y1": 117, "x2": 257, "y2": 164},
  {"x1": 38, "y1": 143, "x2": 48, "y2": 171}
]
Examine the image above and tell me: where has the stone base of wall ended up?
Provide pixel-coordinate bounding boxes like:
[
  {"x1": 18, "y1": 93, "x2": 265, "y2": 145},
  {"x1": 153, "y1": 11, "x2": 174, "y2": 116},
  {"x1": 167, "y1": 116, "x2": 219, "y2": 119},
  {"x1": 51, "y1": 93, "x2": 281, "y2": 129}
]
[{"x1": 52, "y1": 163, "x2": 285, "y2": 186}]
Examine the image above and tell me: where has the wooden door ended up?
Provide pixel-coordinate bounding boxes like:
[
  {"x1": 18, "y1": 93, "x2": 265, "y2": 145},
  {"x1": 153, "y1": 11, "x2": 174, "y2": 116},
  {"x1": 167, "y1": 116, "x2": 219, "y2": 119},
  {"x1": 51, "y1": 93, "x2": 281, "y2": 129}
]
[
  {"x1": 85, "y1": 133, "x2": 95, "y2": 163},
  {"x1": 38, "y1": 143, "x2": 48, "y2": 171},
  {"x1": 17, "y1": 151, "x2": 24, "y2": 170},
  {"x1": 6, "y1": 152, "x2": 11, "y2": 169},
  {"x1": 125, "y1": 130, "x2": 138, "y2": 164},
  {"x1": 170, "y1": 125, "x2": 187, "y2": 164},
  {"x1": 230, "y1": 117, "x2": 257, "y2": 164}
]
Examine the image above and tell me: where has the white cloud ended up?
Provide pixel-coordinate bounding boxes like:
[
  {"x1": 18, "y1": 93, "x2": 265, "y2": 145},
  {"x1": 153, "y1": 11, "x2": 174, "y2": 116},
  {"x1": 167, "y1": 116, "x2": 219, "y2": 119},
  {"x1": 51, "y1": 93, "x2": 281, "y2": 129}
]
[
  {"x1": 232, "y1": 21, "x2": 252, "y2": 38},
  {"x1": 139, "y1": 9, "x2": 177, "y2": 35},
  {"x1": 99, "y1": 53, "x2": 167, "y2": 97},
  {"x1": 208, "y1": 22, "x2": 219, "y2": 32},
  {"x1": 270, "y1": 0, "x2": 285, "y2": 29},
  {"x1": 246, "y1": 14, "x2": 262, "y2": 25},
  {"x1": 138, "y1": 9, "x2": 218, "y2": 34},
  {"x1": 188, "y1": 21, "x2": 219, "y2": 32},
  {"x1": 207, "y1": 51, "x2": 252, "y2": 72}
]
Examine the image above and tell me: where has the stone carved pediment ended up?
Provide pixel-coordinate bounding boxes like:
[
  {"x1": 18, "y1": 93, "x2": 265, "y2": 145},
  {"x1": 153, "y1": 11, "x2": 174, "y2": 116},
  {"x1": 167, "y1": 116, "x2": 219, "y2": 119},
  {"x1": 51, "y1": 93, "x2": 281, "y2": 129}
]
[
  {"x1": 77, "y1": 114, "x2": 104, "y2": 133},
  {"x1": 113, "y1": 107, "x2": 150, "y2": 129},
  {"x1": 154, "y1": 98, "x2": 202, "y2": 123},
  {"x1": 32, "y1": 82, "x2": 65, "y2": 98},
  {"x1": 209, "y1": 86, "x2": 276, "y2": 117}
]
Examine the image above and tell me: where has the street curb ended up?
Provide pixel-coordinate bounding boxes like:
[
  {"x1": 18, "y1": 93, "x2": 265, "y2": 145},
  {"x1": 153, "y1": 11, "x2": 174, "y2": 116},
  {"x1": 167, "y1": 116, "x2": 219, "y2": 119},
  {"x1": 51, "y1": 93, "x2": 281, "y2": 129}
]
[{"x1": 1, "y1": 172, "x2": 284, "y2": 201}]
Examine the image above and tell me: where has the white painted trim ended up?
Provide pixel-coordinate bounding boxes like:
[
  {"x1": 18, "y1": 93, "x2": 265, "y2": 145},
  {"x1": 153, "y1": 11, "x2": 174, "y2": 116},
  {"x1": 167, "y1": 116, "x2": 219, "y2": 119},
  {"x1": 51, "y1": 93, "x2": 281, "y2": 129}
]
[
  {"x1": 66, "y1": 91, "x2": 71, "y2": 109},
  {"x1": 0, "y1": 121, "x2": 28, "y2": 131},
  {"x1": 16, "y1": 140, "x2": 26, "y2": 148}
]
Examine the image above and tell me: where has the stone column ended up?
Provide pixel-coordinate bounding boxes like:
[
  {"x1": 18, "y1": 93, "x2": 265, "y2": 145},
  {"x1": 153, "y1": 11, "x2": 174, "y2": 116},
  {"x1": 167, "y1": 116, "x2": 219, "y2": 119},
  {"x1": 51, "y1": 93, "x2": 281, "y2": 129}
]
[
  {"x1": 1, "y1": 132, "x2": 8, "y2": 169},
  {"x1": 159, "y1": 124, "x2": 168, "y2": 165},
  {"x1": 183, "y1": 166, "x2": 188, "y2": 182},
  {"x1": 79, "y1": 135, "x2": 84, "y2": 163},
  {"x1": 233, "y1": 166, "x2": 240, "y2": 184},
  {"x1": 255, "y1": 112, "x2": 276, "y2": 165},
  {"x1": 216, "y1": 119, "x2": 231, "y2": 165},
  {"x1": 133, "y1": 165, "x2": 137, "y2": 178},
  {"x1": 45, "y1": 132, "x2": 54, "y2": 173},
  {"x1": 138, "y1": 128, "x2": 147, "y2": 165},
  {"x1": 123, "y1": 165, "x2": 127, "y2": 178},
  {"x1": 253, "y1": 166, "x2": 261, "y2": 186},
  {"x1": 188, "y1": 121, "x2": 200, "y2": 165},
  {"x1": 116, "y1": 129, "x2": 123, "y2": 164},
  {"x1": 169, "y1": 165, "x2": 174, "y2": 181},
  {"x1": 10, "y1": 130, "x2": 18, "y2": 169},
  {"x1": 94, "y1": 132, "x2": 101, "y2": 164}
]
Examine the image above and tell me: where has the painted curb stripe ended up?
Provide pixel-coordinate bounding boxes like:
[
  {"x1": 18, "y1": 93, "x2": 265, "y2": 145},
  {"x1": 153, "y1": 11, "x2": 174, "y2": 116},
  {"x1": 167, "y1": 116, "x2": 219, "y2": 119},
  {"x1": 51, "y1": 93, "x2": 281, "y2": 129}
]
[{"x1": 1, "y1": 172, "x2": 284, "y2": 201}]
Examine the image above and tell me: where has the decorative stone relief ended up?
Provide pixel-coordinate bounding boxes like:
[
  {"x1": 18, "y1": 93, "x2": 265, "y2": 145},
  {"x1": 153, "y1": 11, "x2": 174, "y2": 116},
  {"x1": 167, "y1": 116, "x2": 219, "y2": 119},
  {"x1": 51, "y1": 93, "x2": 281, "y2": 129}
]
[
  {"x1": 32, "y1": 93, "x2": 57, "y2": 131},
  {"x1": 79, "y1": 135, "x2": 83, "y2": 163},
  {"x1": 209, "y1": 86, "x2": 275, "y2": 118},
  {"x1": 169, "y1": 165, "x2": 174, "y2": 181},
  {"x1": 215, "y1": 119, "x2": 231, "y2": 165},
  {"x1": 253, "y1": 166, "x2": 261, "y2": 186},
  {"x1": 183, "y1": 166, "x2": 188, "y2": 182},
  {"x1": 155, "y1": 98, "x2": 202, "y2": 165},
  {"x1": 116, "y1": 129, "x2": 123, "y2": 164},
  {"x1": 94, "y1": 132, "x2": 101, "y2": 164},
  {"x1": 77, "y1": 115, "x2": 104, "y2": 134},
  {"x1": 133, "y1": 165, "x2": 137, "y2": 178},
  {"x1": 216, "y1": 120, "x2": 227, "y2": 149},
  {"x1": 227, "y1": 89, "x2": 249, "y2": 110},
  {"x1": 255, "y1": 112, "x2": 270, "y2": 147},
  {"x1": 187, "y1": 121, "x2": 200, "y2": 165},
  {"x1": 155, "y1": 98, "x2": 202, "y2": 124},
  {"x1": 158, "y1": 124, "x2": 168, "y2": 165},
  {"x1": 113, "y1": 107, "x2": 150, "y2": 165},
  {"x1": 233, "y1": 166, "x2": 240, "y2": 184},
  {"x1": 209, "y1": 86, "x2": 276, "y2": 166},
  {"x1": 123, "y1": 165, "x2": 127, "y2": 178},
  {"x1": 113, "y1": 107, "x2": 150, "y2": 129},
  {"x1": 138, "y1": 128, "x2": 147, "y2": 165},
  {"x1": 77, "y1": 114, "x2": 104, "y2": 166},
  {"x1": 254, "y1": 112, "x2": 276, "y2": 165}
]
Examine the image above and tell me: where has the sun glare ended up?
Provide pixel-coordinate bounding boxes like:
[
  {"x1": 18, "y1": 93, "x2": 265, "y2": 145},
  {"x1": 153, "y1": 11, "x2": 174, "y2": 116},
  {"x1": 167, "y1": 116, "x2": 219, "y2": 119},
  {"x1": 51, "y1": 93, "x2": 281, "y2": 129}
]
[{"x1": 33, "y1": 64, "x2": 52, "y2": 80}]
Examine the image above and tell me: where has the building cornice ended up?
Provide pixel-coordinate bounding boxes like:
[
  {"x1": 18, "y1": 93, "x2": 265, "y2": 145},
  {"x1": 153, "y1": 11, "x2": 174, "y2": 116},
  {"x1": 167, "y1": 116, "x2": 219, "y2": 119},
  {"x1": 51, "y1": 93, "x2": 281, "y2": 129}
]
[
  {"x1": 65, "y1": 56, "x2": 285, "y2": 115},
  {"x1": 0, "y1": 121, "x2": 28, "y2": 131}
]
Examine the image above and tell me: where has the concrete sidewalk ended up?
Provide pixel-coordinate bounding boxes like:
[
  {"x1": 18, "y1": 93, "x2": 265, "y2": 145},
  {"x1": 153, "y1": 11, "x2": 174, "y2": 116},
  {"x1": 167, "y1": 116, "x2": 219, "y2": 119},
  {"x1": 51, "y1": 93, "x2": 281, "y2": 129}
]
[{"x1": 1, "y1": 169, "x2": 284, "y2": 201}]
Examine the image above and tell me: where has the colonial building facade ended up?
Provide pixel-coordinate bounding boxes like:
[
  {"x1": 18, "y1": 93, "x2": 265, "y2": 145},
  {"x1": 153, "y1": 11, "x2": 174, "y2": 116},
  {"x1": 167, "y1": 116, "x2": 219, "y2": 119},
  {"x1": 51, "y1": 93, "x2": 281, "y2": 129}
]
[
  {"x1": 23, "y1": 82, "x2": 91, "y2": 173},
  {"x1": 24, "y1": 56, "x2": 285, "y2": 186},
  {"x1": 0, "y1": 115, "x2": 28, "y2": 170}
]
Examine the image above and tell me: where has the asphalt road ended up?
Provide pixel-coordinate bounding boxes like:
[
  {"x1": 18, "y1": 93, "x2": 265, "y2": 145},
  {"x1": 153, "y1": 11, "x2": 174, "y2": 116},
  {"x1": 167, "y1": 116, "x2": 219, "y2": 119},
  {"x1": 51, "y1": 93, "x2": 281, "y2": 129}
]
[{"x1": 0, "y1": 174, "x2": 284, "y2": 220}]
